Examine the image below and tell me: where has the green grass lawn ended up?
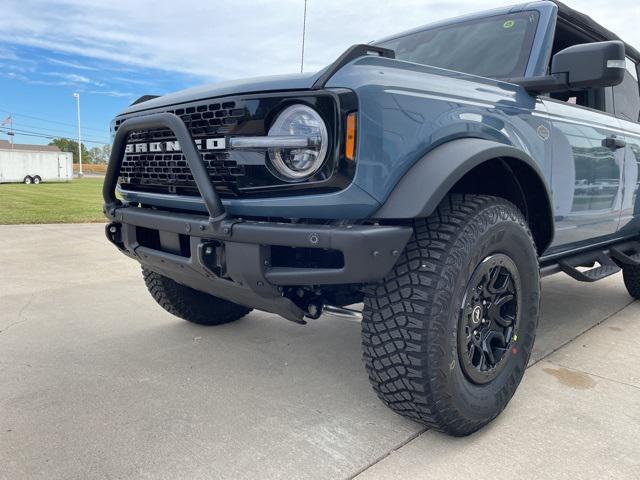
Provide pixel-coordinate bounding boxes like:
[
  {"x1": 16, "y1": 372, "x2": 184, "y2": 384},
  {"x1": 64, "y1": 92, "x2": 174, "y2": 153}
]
[{"x1": 0, "y1": 178, "x2": 105, "y2": 224}]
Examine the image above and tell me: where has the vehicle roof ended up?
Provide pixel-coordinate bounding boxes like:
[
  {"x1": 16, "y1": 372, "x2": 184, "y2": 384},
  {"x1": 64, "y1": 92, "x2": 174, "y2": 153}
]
[
  {"x1": 553, "y1": 1, "x2": 640, "y2": 62},
  {"x1": 375, "y1": 1, "x2": 639, "y2": 63}
]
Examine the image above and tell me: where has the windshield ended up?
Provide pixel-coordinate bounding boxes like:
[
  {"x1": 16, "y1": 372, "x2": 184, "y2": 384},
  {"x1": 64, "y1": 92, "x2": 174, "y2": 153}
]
[{"x1": 376, "y1": 11, "x2": 540, "y2": 79}]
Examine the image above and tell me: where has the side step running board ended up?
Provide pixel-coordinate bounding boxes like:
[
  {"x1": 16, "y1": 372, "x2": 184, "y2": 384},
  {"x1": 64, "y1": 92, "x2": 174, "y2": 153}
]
[
  {"x1": 610, "y1": 241, "x2": 640, "y2": 267},
  {"x1": 559, "y1": 251, "x2": 621, "y2": 283}
]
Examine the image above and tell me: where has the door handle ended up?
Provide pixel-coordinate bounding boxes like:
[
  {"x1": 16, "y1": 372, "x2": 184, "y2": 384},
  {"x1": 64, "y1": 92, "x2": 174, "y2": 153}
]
[{"x1": 602, "y1": 135, "x2": 626, "y2": 150}]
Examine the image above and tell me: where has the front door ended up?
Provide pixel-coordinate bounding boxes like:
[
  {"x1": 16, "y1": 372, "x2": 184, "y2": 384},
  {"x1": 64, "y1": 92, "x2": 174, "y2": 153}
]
[
  {"x1": 543, "y1": 97, "x2": 624, "y2": 249},
  {"x1": 611, "y1": 58, "x2": 640, "y2": 237}
]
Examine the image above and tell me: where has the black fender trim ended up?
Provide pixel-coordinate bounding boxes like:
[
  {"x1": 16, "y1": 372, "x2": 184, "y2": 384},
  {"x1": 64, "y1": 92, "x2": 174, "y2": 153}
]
[
  {"x1": 312, "y1": 44, "x2": 395, "y2": 90},
  {"x1": 373, "y1": 138, "x2": 554, "y2": 241}
]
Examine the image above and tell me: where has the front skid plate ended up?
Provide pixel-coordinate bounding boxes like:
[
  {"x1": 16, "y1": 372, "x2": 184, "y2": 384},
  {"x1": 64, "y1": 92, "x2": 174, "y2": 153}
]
[{"x1": 107, "y1": 206, "x2": 412, "y2": 321}]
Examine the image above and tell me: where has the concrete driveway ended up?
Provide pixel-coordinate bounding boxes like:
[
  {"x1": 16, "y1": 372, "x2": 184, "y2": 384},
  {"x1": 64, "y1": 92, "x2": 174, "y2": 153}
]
[{"x1": 1, "y1": 224, "x2": 639, "y2": 479}]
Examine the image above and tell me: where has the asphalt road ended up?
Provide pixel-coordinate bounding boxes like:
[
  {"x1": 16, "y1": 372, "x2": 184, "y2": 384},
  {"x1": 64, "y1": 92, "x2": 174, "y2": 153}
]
[{"x1": 1, "y1": 224, "x2": 639, "y2": 479}]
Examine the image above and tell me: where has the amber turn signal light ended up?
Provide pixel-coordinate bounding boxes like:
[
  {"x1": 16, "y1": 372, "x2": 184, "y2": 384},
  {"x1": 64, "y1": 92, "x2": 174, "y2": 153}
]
[{"x1": 345, "y1": 112, "x2": 357, "y2": 161}]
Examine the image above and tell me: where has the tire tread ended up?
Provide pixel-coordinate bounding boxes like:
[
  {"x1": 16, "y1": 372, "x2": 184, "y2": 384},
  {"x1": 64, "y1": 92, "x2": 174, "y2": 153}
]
[
  {"x1": 623, "y1": 264, "x2": 640, "y2": 299},
  {"x1": 142, "y1": 267, "x2": 251, "y2": 325},
  {"x1": 362, "y1": 194, "x2": 539, "y2": 436}
]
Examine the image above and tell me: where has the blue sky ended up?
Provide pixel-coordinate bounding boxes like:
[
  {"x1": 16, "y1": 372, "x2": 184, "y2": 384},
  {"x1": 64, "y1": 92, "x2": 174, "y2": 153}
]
[
  {"x1": 0, "y1": 44, "x2": 206, "y2": 146},
  {"x1": 1, "y1": 0, "x2": 638, "y2": 148}
]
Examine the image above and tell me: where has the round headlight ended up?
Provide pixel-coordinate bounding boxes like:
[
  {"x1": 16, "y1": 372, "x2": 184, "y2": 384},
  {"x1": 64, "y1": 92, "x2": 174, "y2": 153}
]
[{"x1": 267, "y1": 104, "x2": 328, "y2": 181}]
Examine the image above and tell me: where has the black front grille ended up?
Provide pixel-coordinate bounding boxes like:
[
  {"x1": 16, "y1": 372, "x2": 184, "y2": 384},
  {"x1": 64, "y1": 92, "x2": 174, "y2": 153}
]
[
  {"x1": 113, "y1": 91, "x2": 349, "y2": 200},
  {"x1": 115, "y1": 100, "x2": 248, "y2": 197}
]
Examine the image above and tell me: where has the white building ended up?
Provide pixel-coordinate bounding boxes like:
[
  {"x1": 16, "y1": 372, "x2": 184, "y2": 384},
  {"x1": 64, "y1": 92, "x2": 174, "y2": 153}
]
[{"x1": 0, "y1": 140, "x2": 73, "y2": 184}]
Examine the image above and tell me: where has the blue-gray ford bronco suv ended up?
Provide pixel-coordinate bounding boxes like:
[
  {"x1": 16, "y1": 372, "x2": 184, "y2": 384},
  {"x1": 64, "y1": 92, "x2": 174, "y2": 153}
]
[{"x1": 104, "y1": 1, "x2": 640, "y2": 436}]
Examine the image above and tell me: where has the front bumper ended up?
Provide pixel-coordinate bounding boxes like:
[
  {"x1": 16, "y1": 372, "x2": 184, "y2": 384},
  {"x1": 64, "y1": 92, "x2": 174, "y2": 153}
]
[
  {"x1": 105, "y1": 207, "x2": 411, "y2": 321},
  {"x1": 103, "y1": 112, "x2": 411, "y2": 322}
]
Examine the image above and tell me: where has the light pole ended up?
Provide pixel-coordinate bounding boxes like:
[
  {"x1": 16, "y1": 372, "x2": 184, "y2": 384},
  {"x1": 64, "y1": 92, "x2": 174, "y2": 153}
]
[
  {"x1": 300, "y1": 0, "x2": 308, "y2": 73},
  {"x1": 73, "y1": 92, "x2": 83, "y2": 177}
]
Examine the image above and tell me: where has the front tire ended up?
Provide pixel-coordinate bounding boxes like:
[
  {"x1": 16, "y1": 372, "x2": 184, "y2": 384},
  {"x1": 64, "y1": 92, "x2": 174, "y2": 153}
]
[
  {"x1": 23, "y1": 176, "x2": 32, "y2": 184},
  {"x1": 142, "y1": 268, "x2": 252, "y2": 325},
  {"x1": 362, "y1": 195, "x2": 540, "y2": 436},
  {"x1": 32, "y1": 175, "x2": 42, "y2": 184}
]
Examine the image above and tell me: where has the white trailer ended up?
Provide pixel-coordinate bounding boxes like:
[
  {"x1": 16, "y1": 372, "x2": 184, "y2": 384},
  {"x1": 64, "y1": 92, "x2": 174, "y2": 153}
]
[{"x1": 0, "y1": 141, "x2": 73, "y2": 184}]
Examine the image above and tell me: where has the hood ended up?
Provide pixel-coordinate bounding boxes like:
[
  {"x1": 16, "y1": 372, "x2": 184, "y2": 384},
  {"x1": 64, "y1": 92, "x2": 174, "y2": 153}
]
[{"x1": 120, "y1": 71, "x2": 321, "y2": 115}]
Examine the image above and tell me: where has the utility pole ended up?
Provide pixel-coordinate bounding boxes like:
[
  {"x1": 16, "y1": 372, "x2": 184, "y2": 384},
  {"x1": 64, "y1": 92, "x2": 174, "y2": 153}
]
[
  {"x1": 73, "y1": 92, "x2": 83, "y2": 177},
  {"x1": 301, "y1": 0, "x2": 308, "y2": 73}
]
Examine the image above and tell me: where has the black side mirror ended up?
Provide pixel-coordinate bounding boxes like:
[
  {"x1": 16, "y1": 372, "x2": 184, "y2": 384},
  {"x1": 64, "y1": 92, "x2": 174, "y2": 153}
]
[{"x1": 514, "y1": 40, "x2": 626, "y2": 94}]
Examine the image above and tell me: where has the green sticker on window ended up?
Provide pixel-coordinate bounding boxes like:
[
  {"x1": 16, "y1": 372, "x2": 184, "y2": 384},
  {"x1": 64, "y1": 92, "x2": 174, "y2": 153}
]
[{"x1": 503, "y1": 20, "x2": 515, "y2": 29}]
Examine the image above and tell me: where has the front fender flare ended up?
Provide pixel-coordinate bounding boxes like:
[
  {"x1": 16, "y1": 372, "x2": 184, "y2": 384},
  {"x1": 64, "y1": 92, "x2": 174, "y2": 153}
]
[{"x1": 373, "y1": 138, "x2": 552, "y2": 222}]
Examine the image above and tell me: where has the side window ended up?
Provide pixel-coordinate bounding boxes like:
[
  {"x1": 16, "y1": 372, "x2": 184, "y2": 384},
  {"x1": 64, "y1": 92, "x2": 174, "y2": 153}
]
[
  {"x1": 612, "y1": 58, "x2": 640, "y2": 122},
  {"x1": 550, "y1": 87, "x2": 612, "y2": 114}
]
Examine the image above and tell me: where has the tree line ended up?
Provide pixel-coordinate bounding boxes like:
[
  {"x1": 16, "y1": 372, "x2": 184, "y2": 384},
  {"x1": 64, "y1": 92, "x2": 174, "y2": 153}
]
[{"x1": 48, "y1": 138, "x2": 111, "y2": 164}]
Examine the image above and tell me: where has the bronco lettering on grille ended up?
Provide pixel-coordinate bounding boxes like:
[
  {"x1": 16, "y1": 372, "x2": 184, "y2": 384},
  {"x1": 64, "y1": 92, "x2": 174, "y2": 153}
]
[{"x1": 125, "y1": 137, "x2": 227, "y2": 154}]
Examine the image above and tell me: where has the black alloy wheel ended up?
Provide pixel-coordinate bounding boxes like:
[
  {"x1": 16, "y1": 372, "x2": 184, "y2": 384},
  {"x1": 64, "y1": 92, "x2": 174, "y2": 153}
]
[{"x1": 458, "y1": 254, "x2": 521, "y2": 385}]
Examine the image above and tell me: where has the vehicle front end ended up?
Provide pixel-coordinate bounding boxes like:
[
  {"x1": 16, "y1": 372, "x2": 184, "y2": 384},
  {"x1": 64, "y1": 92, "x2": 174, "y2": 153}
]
[
  {"x1": 103, "y1": 77, "x2": 413, "y2": 322},
  {"x1": 104, "y1": 2, "x2": 561, "y2": 325}
]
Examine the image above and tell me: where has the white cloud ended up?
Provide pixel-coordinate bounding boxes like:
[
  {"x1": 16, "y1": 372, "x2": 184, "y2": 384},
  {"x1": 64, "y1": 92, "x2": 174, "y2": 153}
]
[
  {"x1": 0, "y1": 0, "x2": 639, "y2": 84},
  {"x1": 87, "y1": 89, "x2": 133, "y2": 98},
  {"x1": 0, "y1": 61, "x2": 34, "y2": 74},
  {"x1": 47, "y1": 57, "x2": 99, "y2": 71},
  {"x1": 46, "y1": 72, "x2": 91, "y2": 83},
  {"x1": 44, "y1": 71, "x2": 105, "y2": 87},
  {"x1": 5, "y1": 71, "x2": 29, "y2": 82},
  {"x1": 0, "y1": 47, "x2": 18, "y2": 60}
]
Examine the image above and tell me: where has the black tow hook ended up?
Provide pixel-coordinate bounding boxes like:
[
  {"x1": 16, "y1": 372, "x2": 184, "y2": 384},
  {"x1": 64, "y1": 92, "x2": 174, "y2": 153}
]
[
  {"x1": 105, "y1": 222, "x2": 124, "y2": 249},
  {"x1": 305, "y1": 301, "x2": 323, "y2": 320},
  {"x1": 286, "y1": 287, "x2": 324, "y2": 320}
]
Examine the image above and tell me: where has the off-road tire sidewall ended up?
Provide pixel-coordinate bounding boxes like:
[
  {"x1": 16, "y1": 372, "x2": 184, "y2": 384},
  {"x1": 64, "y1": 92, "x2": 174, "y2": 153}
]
[
  {"x1": 362, "y1": 195, "x2": 540, "y2": 436},
  {"x1": 142, "y1": 267, "x2": 252, "y2": 326},
  {"x1": 442, "y1": 210, "x2": 539, "y2": 424}
]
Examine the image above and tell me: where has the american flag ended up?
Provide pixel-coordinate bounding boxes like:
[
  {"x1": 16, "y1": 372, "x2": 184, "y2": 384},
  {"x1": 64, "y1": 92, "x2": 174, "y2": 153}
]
[{"x1": 1, "y1": 116, "x2": 11, "y2": 126}]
